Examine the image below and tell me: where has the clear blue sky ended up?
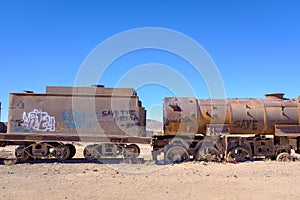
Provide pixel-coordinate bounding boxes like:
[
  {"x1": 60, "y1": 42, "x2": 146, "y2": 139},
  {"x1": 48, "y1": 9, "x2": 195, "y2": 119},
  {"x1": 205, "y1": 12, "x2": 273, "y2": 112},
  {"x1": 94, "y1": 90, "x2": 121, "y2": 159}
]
[{"x1": 1, "y1": 0, "x2": 300, "y2": 122}]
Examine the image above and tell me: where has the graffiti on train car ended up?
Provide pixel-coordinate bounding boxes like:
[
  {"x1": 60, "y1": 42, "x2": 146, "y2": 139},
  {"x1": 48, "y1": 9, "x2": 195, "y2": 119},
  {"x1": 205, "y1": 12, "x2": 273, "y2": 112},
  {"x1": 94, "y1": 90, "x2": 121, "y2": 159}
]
[
  {"x1": 101, "y1": 109, "x2": 139, "y2": 121},
  {"x1": 62, "y1": 110, "x2": 98, "y2": 129},
  {"x1": 233, "y1": 119, "x2": 259, "y2": 130},
  {"x1": 22, "y1": 109, "x2": 56, "y2": 131},
  {"x1": 62, "y1": 109, "x2": 140, "y2": 129},
  {"x1": 102, "y1": 109, "x2": 140, "y2": 129}
]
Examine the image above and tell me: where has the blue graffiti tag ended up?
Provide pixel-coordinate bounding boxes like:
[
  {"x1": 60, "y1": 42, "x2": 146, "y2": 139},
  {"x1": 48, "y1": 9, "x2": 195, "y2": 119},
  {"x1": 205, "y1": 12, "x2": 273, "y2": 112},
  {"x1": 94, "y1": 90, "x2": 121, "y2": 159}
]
[{"x1": 62, "y1": 110, "x2": 98, "y2": 129}]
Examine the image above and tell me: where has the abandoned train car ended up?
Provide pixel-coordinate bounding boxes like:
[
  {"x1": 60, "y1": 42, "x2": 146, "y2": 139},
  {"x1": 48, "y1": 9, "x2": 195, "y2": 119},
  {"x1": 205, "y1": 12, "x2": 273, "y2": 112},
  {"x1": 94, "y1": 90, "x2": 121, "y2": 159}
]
[
  {"x1": 0, "y1": 86, "x2": 300, "y2": 163},
  {"x1": 152, "y1": 94, "x2": 300, "y2": 163},
  {"x1": 0, "y1": 85, "x2": 149, "y2": 161}
]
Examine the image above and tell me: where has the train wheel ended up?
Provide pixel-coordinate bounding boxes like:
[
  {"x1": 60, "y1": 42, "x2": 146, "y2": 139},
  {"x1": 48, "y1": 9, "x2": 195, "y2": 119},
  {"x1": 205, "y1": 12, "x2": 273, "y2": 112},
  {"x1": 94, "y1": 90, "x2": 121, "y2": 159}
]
[
  {"x1": 276, "y1": 152, "x2": 291, "y2": 162},
  {"x1": 194, "y1": 142, "x2": 220, "y2": 162},
  {"x1": 227, "y1": 146, "x2": 252, "y2": 163},
  {"x1": 125, "y1": 144, "x2": 140, "y2": 156},
  {"x1": 123, "y1": 144, "x2": 140, "y2": 164},
  {"x1": 164, "y1": 145, "x2": 189, "y2": 164},
  {"x1": 65, "y1": 144, "x2": 76, "y2": 159},
  {"x1": 83, "y1": 144, "x2": 100, "y2": 161},
  {"x1": 54, "y1": 145, "x2": 71, "y2": 161},
  {"x1": 15, "y1": 146, "x2": 31, "y2": 162}
]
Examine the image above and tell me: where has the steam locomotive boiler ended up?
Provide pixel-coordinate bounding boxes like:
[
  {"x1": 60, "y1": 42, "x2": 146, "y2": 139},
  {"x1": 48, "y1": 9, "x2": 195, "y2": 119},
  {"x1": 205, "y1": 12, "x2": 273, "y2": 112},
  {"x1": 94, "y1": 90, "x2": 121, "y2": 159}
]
[{"x1": 152, "y1": 94, "x2": 300, "y2": 163}]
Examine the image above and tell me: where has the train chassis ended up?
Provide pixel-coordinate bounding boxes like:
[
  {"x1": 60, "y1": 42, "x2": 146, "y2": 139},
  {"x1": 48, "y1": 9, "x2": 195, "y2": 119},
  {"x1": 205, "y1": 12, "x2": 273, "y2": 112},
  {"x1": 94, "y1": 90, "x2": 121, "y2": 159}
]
[
  {"x1": 152, "y1": 135, "x2": 300, "y2": 164},
  {"x1": 13, "y1": 142, "x2": 141, "y2": 162},
  {"x1": 4, "y1": 134, "x2": 300, "y2": 163},
  {"x1": 14, "y1": 142, "x2": 77, "y2": 161}
]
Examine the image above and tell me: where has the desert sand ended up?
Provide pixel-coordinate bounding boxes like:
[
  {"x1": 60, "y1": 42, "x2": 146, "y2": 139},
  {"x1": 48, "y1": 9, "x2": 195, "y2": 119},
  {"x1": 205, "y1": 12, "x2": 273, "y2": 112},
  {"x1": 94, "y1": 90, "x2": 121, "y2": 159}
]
[{"x1": 0, "y1": 144, "x2": 299, "y2": 200}]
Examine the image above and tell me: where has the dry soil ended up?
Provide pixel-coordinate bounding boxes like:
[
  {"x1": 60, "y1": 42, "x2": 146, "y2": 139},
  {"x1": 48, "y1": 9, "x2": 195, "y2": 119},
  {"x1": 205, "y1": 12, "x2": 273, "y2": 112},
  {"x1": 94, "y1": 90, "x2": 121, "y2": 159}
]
[{"x1": 0, "y1": 144, "x2": 299, "y2": 200}]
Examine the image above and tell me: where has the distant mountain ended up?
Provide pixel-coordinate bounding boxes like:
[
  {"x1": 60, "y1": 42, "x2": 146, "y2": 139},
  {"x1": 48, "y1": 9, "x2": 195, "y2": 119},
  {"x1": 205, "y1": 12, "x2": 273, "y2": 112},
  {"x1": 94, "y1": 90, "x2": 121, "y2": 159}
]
[{"x1": 146, "y1": 119, "x2": 163, "y2": 131}]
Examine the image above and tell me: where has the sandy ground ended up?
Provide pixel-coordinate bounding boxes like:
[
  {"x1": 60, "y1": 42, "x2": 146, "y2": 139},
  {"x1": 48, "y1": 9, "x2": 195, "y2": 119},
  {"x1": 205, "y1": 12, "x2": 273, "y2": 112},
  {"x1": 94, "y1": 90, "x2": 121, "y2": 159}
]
[{"x1": 0, "y1": 144, "x2": 299, "y2": 200}]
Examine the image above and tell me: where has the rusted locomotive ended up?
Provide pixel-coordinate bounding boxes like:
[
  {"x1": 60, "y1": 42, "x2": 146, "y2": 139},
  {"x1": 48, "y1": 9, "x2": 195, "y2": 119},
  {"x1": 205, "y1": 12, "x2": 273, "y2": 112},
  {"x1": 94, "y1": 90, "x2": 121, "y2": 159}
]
[
  {"x1": 0, "y1": 86, "x2": 300, "y2": 163},
  {"x1": 152, "y1": 94, "x2": 300, "y2": 163},
  {"x1": 0, "y1": 85, "x2": 149, "y2": 161}
]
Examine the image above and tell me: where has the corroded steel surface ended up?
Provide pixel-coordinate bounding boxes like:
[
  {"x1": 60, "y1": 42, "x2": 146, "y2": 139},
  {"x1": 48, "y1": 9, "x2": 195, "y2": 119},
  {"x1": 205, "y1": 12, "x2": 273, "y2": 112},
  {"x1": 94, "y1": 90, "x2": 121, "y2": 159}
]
[
  {"x1": 46, "y1": 86, "x2": 137, "y2": 96},
  {"x1": 0, "y1": 133, "x2": 151, "y2": 144},
  {"x1": 164, "y1": 97, "x2": 199, "y2": 136},
  {"x1": 7, "y1": 86, "x2": 146, "y2": 138},
  {"x1": 164, "y1": 94, "x2": 300, "y2": 136}
]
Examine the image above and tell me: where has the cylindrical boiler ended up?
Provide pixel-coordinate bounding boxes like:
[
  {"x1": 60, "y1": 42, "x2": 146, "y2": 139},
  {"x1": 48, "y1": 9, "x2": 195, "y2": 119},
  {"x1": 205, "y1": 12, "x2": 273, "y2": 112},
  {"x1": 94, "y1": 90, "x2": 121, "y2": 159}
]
[{"x1": 163, "y1": 94, "x2": 300, "y2": 136}]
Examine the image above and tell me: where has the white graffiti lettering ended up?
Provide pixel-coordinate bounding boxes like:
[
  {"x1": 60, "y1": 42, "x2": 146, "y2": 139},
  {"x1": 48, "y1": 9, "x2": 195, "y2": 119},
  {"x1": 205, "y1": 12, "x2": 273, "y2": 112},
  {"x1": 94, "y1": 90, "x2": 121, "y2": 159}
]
[{"x1": 23, "y1": 109, "x2": 56, "y2": 131}]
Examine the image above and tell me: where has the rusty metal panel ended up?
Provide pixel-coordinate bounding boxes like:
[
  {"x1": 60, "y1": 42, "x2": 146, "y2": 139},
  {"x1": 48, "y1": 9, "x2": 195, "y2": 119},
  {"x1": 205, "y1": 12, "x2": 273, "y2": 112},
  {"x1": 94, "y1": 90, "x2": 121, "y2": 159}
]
[
  {"x1": 46, "y1": 86, "x2": 136, "y2": 96},
  {"x1": 0, "y1": 133, "x2": 152, "y2": 144},
  {"x1": 230, "y1": 99, "x2": 265, "y2": 134},
  {"x1": 199, "y1": 99, "x2": 230, "y2": 133},
  {"x1": 7, "y1": 87, "x2": 146, "y2": 138},
  {"x1": 275, "y1": 124, "x2": 300, "y2": 137},
  {"x1": 163, "y1": 94, "x2": 300, "y2": 137},
  {"x1": 163, "y1": 97, "x2": 199, "y2": 136},
  {"x1": 206, "y1": 124, "x2": 230, "y2": 135},
  {"x1": 263, "y1": 99, "x2": 299, "y2": 134}
]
